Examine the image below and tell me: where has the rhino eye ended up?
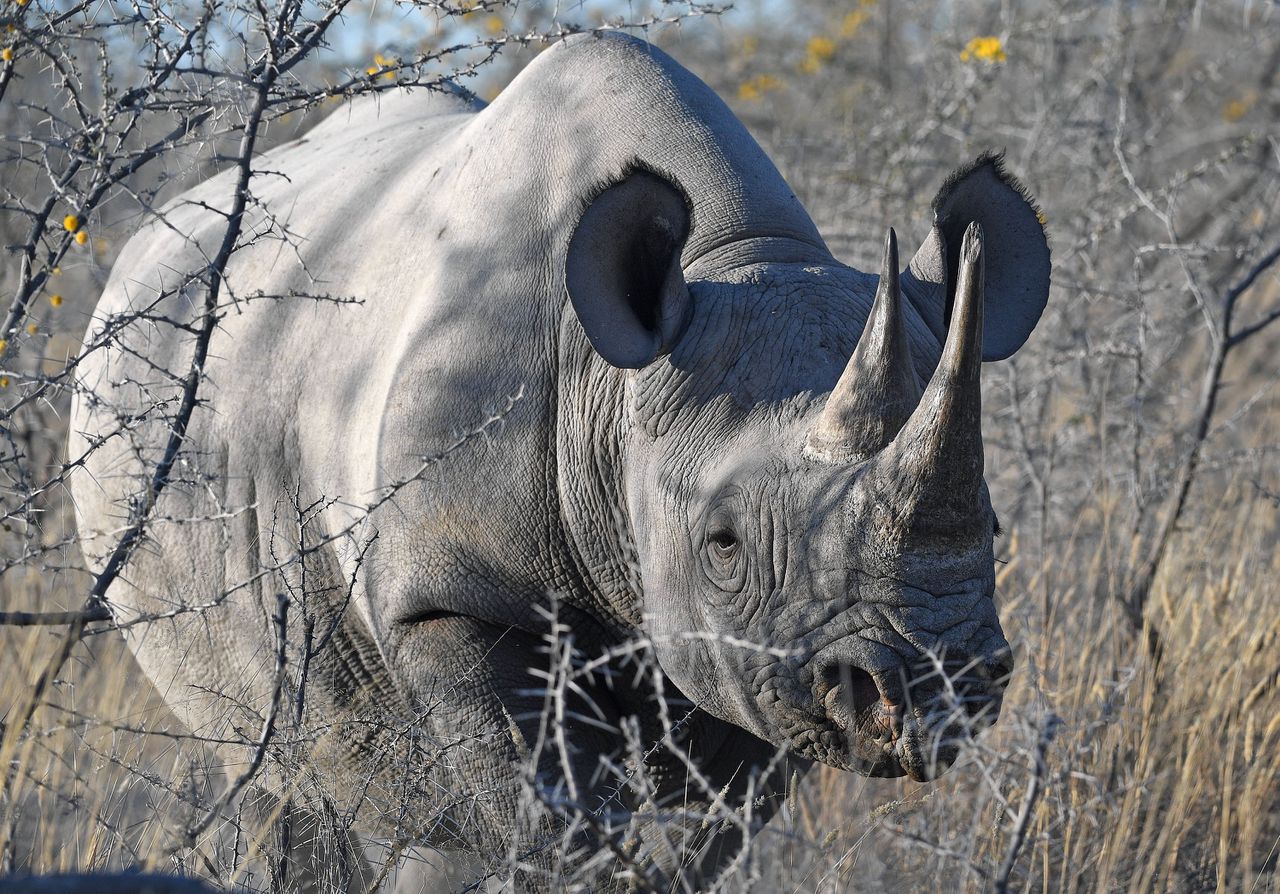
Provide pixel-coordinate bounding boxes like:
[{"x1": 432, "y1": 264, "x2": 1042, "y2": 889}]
[
  {"x1": 708, "y1": 526, "x2": 739, "y2": 557},
  {"x1": 700, "y1": 499, "x2": 748, "y2": 591}
]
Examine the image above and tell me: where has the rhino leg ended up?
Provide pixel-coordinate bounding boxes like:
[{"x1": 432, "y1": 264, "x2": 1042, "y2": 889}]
[
  {"x1": 237, "y1": 788, "x2": 375, "y2": 894},
  {"x1": 380, "y1": 614, "x2": 628, "y2": 884}
]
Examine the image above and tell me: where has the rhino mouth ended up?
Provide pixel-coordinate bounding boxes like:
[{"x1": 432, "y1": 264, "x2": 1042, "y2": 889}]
[{"x1": 800, "y1": 658, "x2": 1005, "y2": 781}]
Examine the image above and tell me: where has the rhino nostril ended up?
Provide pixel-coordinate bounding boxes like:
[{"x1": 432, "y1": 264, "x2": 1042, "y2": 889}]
[
  {"x1": 819, "y1": 662, "x2": 896, "y2": 739},
  {"x1": 819, "y1": 663, "x2": 877, "y2": 716}
]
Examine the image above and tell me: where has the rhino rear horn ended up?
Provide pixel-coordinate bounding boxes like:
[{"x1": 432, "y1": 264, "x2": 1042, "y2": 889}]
[
  {"x1": 566, "y1": 169, "x2": 692, "y2": 369},
  {"x1": 809, "y1": 228, "x2": 922, "y2": 461}
]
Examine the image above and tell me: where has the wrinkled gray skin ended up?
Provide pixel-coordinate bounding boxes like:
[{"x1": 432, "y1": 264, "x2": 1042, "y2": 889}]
[{"x1": 70, "y1": 33, "x2": 1050, "y2": 890}]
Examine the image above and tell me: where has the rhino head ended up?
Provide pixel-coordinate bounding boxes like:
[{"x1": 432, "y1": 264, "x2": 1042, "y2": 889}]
[{"x1": 564, "y1": 155, "x2": 1049, "y2": 782}]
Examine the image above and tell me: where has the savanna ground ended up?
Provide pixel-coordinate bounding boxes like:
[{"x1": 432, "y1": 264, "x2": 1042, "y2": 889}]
[{"x1": 1, "y1": 0, "x2": 1278, "y2": 890}]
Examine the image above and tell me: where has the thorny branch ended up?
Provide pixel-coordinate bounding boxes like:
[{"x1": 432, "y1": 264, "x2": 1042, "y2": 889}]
[
  {"x1": 1123, "y1": 239, "x2": 1280, "y2": 653},
  {"x1": 993, "y1": 712, "x2": 1061, "y2": 894}
]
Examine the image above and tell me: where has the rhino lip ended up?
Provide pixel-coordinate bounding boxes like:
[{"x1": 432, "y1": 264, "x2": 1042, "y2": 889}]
[{"x1": 892, "y1": 732, "x2": 946, "y2": 782}]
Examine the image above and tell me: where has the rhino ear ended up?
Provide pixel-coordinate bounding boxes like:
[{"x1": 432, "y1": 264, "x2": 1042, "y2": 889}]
[
  {"x1": 903, "y1": 152, "x2": 1051, "y2": 361},
  {"x1": 566, "y1": 169, "x2": 692, "y2": 369}
]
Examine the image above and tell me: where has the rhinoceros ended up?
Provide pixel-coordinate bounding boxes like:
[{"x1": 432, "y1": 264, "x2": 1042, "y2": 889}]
[{"x1": 70, "y1": 30, "x2": 1049, "y2": 891}]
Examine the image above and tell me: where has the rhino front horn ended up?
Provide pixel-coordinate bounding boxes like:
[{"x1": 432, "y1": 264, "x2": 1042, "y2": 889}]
[
  {"x1": 809, "y1": 228, "x2": 922, "y2": 462},
  {"x1": 875, "y1": 222, "x2": 986, "y2": 530}
]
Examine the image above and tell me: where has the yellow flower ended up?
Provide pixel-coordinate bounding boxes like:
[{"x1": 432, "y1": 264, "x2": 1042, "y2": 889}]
[
  {"x1": 94, "y1": 236, "x2": 108, "y2": 253},
  {"x1": 1222, "y1": 94, "x2": 1255, "y2": 122},
  {"x1": 738, "y1": 73, "x2": 782, "y2": 102},
  {"x1": 484, "y1": 15, "x2": 503, "y2": 34},
  {"x1": 74, "y1": 230, "x2": 87, "y2": 245},
  {"x1": 1036, "y1": 211, "x2": 1047, "y2": 227},
  {"x1": 25, "y1": 323, "x2": 36, "y2": 335},
  {"x1": 0, "y1": 377, "x2": 9, "y2": 389},
  {"x1": 370, "y1": 54, "x2": 398, "y2": 80},
  {"x1": 961, "y1": 36, "x2": 1007, "y2": 64},
  {"x1": 807, "y1": 36, "x2": 836, "y2": 62},
  {"x1": 52, "y1": 265, "x2": 61, "y2": 276},
  {"x1": 1, "y1": 48, "x2": 12, "y2": 62},
  {"x1": 800, "y1": 36, "x2": 837, "y2": 75},
  {"x1": 49, "y1": 293, "x2": 62, "y2": 307},
  {"x1": 0, "y1": 339, "x2": 6, "y2": 356},
  {"x1": 63, "y1": 214, "x2": 79, "y2": 232}
]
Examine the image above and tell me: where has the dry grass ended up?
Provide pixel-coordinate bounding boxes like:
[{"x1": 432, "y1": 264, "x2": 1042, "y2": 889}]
[{"x1": 2, "y1": 456, "x2": 1276, "y2": 891}]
